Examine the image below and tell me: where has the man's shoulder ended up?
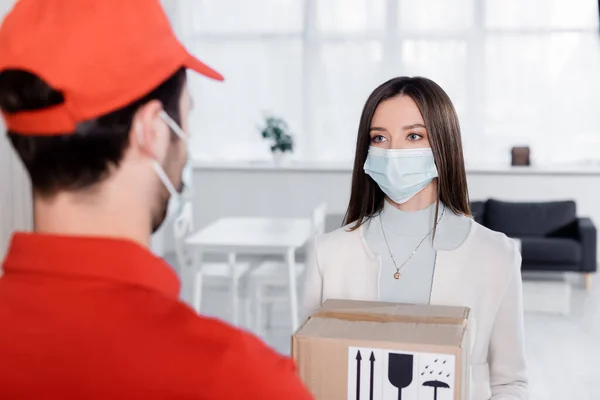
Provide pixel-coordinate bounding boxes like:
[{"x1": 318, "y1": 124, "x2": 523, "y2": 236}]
[
  {"x1": 152, "y1": 303, "x2": 312, "y2": 398},
  {"x1": 149, "y1": 299, "x2": 267, "y2": 356},
  {"x1": 178, "y1": 311, "x2": 290, "y2": 372}
]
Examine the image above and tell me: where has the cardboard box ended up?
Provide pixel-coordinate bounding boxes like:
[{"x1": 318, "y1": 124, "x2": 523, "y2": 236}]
[{"x1": 292, "y1": 299, "x2": 470, "y2": 400}]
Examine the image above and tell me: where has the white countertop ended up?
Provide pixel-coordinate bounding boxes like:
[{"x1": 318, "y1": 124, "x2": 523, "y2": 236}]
[{"x1": 192, "y1": 160, "x2": 600, "y2": 176}]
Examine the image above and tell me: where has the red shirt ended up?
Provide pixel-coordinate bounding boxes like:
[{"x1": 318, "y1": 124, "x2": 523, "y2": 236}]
[{"x1": 0, "y1": 233, "x2": 313, "y2": 399}]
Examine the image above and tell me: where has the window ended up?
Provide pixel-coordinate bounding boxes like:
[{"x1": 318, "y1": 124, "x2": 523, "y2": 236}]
[
  {"x1": 316, "y1": 0, "x2": 386, "y2": 33},
  {"x1": 172, "y1": 0, "x2": 600, "y2": 165}
]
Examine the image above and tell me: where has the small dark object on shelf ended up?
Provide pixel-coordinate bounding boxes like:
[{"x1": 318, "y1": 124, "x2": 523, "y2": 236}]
[{"x1": 511, "y1": 146, "x2": 530, "y2": 166}]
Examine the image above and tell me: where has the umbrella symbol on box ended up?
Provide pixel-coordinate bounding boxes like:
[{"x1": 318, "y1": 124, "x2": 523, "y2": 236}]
[{"x1": 422, "y1": 380, "x2": 450, "y2": 400}]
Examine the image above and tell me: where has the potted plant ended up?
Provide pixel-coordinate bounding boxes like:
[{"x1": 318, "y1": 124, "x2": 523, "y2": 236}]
[{"x1": 259, "y1": 115, "x2": 294, "y2": 165}]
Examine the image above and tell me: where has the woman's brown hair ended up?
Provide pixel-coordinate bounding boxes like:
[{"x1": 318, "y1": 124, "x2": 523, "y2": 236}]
[{"x1": 343, "y1": 76, "x2": 471, "y2": 229}]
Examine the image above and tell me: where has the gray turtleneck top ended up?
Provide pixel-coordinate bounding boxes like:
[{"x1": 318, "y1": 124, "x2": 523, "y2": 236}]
[{"x1": 364, "y1": 201, "x2": 472, "y2": 305}]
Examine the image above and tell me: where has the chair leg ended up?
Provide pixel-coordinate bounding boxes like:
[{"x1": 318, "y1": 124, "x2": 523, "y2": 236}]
[
  {"x1": 286, "y1": 247, "x2": 299, "y2": 331},
  {"x1": 585, "y1": 273, "x2": 592, "y2": 292},
  {"x1": 265, "y1": 301, "x2": 273, "y2": 331},
  {"x1": 242, "y1": 288, "x2": 251, "y2": 331},
  {"x1": 228, "y1": 253, "x2": 240, "y2": 326},
  {"x1": 245, "y1": 280, "x2": 258, "y2": 332},
  {"x1": 190, "y1": 248, "x2": 203, "y2": 313},
  {"x1": 192, "y1": 270, "x2": 203, "y2": 314},
  {"x1": 255, "y1": 286, "x2": 264, "y2": 337}
]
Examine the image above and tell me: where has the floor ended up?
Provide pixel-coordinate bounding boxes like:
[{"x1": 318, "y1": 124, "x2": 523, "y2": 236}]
[
  {"x1": 522, "y1": 274, "x2": 599, "y2": 400},
  {"x1": 173, "y1": 252, "x2": 599, "y2": 400}
]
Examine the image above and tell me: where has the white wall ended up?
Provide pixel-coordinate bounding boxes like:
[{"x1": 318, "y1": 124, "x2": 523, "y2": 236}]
[
  {"x1": 0, "y1": 125, "x2": 33, "y2": 261},
  {"x1": 0, "y1": 1, "x2": 32, "y2": 260},
  {"x1": 152, "y1": 162, "x2": 600, "y2": 256}
]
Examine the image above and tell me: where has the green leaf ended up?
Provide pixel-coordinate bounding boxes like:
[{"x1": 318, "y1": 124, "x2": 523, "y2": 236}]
[{"x1": 260, "y1": 113, "x2": 295, "y2": 153}]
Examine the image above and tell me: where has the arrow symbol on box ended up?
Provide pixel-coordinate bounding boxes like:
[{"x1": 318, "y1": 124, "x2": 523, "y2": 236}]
[
  {"x1": 356, "y1": 350, "x2": 362, "y2": 400},
  {"x1": 369, "y1": 351, "x2": 375, "y2": 400}
]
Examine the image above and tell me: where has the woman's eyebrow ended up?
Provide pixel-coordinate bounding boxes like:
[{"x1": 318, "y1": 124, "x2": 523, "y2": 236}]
[{"x1": 402, "y1": 123, "x2": 426, "y2": 130}]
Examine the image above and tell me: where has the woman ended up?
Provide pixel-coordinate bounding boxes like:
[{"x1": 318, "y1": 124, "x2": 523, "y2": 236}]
[{"x1": 302, "y1": 77, "x2": 527, "y2": 400}]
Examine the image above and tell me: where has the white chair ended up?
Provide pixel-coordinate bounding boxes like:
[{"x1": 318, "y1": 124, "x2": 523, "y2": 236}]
[
  {"x1": 173, "y1": 202, "x2": 250, "y2": 325},
  {"x1": 247, "y1": 202, "x2": 327, "y2": 336}
]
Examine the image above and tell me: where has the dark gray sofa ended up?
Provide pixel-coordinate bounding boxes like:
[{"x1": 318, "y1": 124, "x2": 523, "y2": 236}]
[{"x1": 470, "y1": 199, "x2": 596, "y2": 289}]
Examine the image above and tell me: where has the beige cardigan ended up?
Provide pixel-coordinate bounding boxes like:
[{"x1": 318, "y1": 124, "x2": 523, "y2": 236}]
[{"x1": 301, "y1": 220, "x2": 528, "y2": 400}]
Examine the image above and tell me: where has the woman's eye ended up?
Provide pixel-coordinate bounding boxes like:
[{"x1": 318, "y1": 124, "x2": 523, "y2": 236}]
[
  {"x1": 407, "y1": 133, "x2": 422, "y2": 141},
  {"x1": 372, "y1": 135, "x2": 387, "y2": 143}
]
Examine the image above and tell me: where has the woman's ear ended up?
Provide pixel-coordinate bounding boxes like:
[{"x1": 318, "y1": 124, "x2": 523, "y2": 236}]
[{"x1": 130, "y1": 100, "x2": 166, "y2": 160}]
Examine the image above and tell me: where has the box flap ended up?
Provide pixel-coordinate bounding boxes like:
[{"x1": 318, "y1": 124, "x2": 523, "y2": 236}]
[
  {"x1": 295, "y1": 299, "x2": 470, "y2": 348},
  {"x1": 315, "y1": 299, "x2": 469, "y2": 325}
]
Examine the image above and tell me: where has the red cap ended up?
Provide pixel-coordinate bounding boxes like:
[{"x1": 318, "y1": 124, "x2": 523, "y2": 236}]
[{"x1": 0, "y1": 0, "x2": 223, "y2": 135}]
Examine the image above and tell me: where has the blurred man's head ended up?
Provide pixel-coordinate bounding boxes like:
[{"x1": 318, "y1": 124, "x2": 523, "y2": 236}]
[
  {"x1": 1, "y1": 68, "x2": 189, "y2": 234},
  {"x1": 0, "y1": 0, "x2": 222, "y2": 243}
]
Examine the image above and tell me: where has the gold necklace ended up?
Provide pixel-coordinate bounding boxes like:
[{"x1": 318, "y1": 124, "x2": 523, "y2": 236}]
[{"x1": 379, "y1": 206, "x2": 445, "y2": 279}]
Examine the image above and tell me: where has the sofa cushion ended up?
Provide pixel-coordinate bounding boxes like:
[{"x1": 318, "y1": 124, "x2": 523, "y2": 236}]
[
  {"x1": 520, "y1": 261, "x2": 581, "y2": 272},
  {"x1": 519, "y1": 237, "x2": 581, "y2": 265},
  {"x1": 486, "y1": 200, "x2": 576, "y2": 237},
  {"x1": 469, "y1": 201, "x2": 486, "y2": 225}
]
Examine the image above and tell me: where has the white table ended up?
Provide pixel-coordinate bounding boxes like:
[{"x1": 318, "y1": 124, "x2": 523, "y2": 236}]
[{"x1": 185, "y1": 217, "x2": 312, "y2": 331}]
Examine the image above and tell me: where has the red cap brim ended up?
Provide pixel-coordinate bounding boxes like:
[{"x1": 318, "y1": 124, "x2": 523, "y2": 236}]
[{"x1": 184, "y1": 52, "x2": 224, "y2": 81}]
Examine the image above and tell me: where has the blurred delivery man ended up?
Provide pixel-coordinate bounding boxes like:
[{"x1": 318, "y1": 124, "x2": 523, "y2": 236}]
[{"x1": 0, "y1": 1, "x2": 312, "y2": 399}]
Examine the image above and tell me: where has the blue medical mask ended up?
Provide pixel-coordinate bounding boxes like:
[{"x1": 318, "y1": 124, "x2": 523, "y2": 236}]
[
  {"x1": 151, "y1": 111, "x2": 192, "y2": 217},
  {"x1": 363, "y1": 146, "x2": 438, "y2": 204}
]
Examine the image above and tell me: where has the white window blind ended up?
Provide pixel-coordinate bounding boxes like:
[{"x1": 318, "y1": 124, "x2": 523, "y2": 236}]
[{"x1": 173, "y1": 0, "x2": 600, "y2": 166}]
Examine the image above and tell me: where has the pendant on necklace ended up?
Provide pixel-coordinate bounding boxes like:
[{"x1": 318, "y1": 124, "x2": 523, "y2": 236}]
[{"x1": 393, "y1": 272, "x2": 401, "y2": 280}]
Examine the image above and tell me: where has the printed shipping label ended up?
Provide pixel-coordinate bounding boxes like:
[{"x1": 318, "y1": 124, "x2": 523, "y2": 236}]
[{"x1": 347, "y1": 346, "x2": 455, "y2": 400}]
